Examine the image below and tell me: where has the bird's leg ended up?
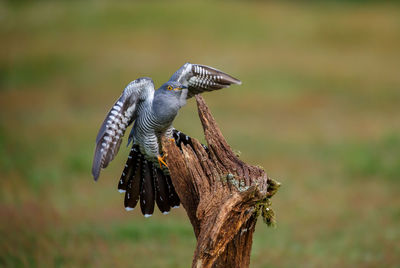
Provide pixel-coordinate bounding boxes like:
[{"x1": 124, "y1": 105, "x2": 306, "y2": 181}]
[
  {"x1": 158, "y1": 154, "x2": 168, "y2": 168},
  {"x1": 164, "y1": 127, "x2": 176, "y2": 143}
]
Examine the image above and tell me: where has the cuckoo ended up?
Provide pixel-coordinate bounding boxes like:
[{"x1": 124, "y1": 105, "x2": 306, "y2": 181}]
[{"x1": 92, "y1": 63, "x2": 241, "y2": 217}]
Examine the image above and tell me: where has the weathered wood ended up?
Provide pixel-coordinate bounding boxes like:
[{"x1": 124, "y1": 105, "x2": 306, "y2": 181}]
[{"x1": 163, "y1": 95, "x2": 279, "y2": 268}]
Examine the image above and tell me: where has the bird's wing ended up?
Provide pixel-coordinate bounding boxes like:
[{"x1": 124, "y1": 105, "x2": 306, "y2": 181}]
[
  {"x1": 92, "y1": 77, "x2": 155, "y2": 181},
  {"x1": 169, "y1": 63, "x2": 241, "y2": 99}
]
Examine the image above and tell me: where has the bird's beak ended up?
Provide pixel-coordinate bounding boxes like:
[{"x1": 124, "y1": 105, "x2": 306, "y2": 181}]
[{"x1": 174, "y1": 85, "x2": 187, "y2": 91}]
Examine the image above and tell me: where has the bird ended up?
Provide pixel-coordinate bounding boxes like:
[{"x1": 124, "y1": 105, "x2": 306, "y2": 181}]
[{"x1": 92, "y1": 62, "x2": 241, "y2": 217}]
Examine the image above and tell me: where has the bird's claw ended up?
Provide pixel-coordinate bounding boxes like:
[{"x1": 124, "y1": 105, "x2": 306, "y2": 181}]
[{"x1": 158, "y1": 154, "x2": 168, "y2": 168}]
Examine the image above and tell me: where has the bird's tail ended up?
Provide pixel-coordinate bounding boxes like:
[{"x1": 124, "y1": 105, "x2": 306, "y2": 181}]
[
  {"x1": 173, "y1": 129, "x2": 209, "y2": 152},
  {"x1": 118, "y1": 129, "x2": 203, "y2": 217}
]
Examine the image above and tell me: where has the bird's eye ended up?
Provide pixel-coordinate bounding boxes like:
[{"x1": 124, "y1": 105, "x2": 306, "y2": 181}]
[{"x1": 167, "y1": 85, "x2": 173, "y2": 91}]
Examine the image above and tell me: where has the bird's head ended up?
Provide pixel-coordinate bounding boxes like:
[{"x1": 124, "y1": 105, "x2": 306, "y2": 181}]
[{"x1": 160, "y1": 81, "x2": 187, "y2": 95}]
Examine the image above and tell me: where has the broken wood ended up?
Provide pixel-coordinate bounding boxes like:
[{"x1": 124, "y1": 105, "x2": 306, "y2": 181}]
[{"x1": 162, "y1": 95, "x2": 280, "y2": 268}]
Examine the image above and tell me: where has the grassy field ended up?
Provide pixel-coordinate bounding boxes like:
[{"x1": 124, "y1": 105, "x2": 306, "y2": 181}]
[{"x1": 1, "y1": 1, "x2": 400, "y2": 267}]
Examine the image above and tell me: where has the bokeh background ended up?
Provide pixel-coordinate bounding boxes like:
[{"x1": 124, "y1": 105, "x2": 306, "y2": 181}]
[{"x1": 1, "y1": 0, "x2": 400, "y2": 267}]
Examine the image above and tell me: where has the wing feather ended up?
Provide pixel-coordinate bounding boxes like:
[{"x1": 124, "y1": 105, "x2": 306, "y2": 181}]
[
  {"x1": 169, "y1": 63, "x2": 241, "y2": 99},
  {"x1": 92, "y1": 77, "x2": 154, "y2": 181}
]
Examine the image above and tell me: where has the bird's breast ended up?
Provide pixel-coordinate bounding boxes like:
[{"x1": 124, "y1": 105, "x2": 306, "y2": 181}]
[{"x1": 152, "y1": 98, "x2": 180, "y2": 128}]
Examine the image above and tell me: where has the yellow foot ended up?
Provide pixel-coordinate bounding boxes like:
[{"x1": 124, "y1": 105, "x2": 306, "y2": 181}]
[{"x1": 158, "y1": 154, "x2": 168, "y2": 168}]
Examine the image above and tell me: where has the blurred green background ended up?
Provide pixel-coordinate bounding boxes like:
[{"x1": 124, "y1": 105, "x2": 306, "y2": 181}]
[{"x1": 1, "y1": 0, "x2": 400, "y2": 267}]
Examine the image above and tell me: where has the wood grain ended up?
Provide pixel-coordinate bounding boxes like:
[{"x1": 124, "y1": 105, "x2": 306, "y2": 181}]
[{"x1": 163, "y1": 95, "x2": 279, "y2": 268}]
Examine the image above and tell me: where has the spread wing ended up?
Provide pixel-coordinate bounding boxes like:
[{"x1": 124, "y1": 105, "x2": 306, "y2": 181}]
[
  {"x1": 92, "y1": 77, "x2": 155, "y2": 181},
  {"x1": 169, "y1": 63, "x2": 241, "y2": 99}
]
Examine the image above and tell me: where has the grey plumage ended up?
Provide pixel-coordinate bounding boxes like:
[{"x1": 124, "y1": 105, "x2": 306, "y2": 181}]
[{"x1": 92, "y1": 62, "x2": 241, "y2": 216}]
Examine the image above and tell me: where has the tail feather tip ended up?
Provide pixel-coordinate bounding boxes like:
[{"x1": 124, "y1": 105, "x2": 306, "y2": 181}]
[
  {"x1": 125, "y1": 207, "x2": 134, "y2": 211},
  {"x1": 144, "y1": 214, "x2": 153, "y2": 218},
  {"x1": 92, "y1": 173, "x2": 99, "y2": 181}
]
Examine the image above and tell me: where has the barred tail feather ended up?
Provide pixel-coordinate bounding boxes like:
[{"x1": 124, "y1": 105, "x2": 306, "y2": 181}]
[
  {"x1": 118, "y1": 145, "x2": 140, "y2": 193},
  {"x1": 140, "y1": 159, "x2": 155, "y2": 217},
  {"x1": 173, "y1": 130, "x2": 192, "y2": 149},
  {"x1": 173, "y1": 129, "x2": 208, "y2": 152},
  {"x1": 153, "y1": 167, "x2": 171, "y2": 214},
  {"x1": 124, "y1": 154, "x2": 141, "y2": 211},
  {"x1": 165, "y1": 174, "x2": 180, "y2": 208}
]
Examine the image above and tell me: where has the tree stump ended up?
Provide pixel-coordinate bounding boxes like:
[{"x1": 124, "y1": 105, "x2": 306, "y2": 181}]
[{"x1": 162, "y1": 95, "x2": 280, "y2": 268}]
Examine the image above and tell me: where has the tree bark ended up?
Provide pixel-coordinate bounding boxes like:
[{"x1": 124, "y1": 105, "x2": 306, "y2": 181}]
[{"x1": 162, "y1": 95, "x2": 280, "y2": 268}]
